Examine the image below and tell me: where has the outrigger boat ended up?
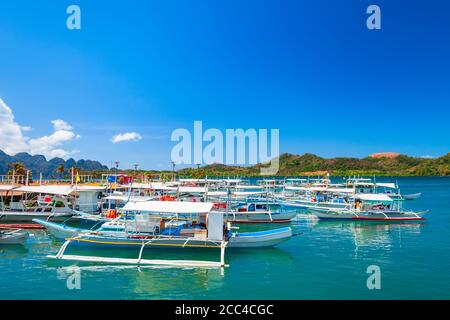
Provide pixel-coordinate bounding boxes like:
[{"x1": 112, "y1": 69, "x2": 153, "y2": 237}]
[
  {"x1": 277, "y1": 185, "x2": 354, "y2": 210},
  {"x1": 0, "y1": 185, "x2": 75, "y2": 222},
  {"x1": 46, "y1": 201, "x2": 294, "y2": 267},
  {"x1": 310, "y1": 194, "x2": 427, "y2": 221},
  {"x1": 278, "y1": 176, "x2": 422, "y2": 210}
]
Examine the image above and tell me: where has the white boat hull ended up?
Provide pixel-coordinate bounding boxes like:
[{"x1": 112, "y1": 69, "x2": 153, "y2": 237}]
[
  {"x1": 310, "y1": 208, "x2": 426, "y2": 221},
  {"x1": 228, "y1": 227, "x2": 292, "y2": 248},
  {"x1": 224, "y1": 212, "x2": 297, "y2": 223},
  {"x1": 403, "y1": 193, "x2": 422, "y2": 200},
  {"x1": 32, "y1": 219, "x2": 81, "y2": 239}
]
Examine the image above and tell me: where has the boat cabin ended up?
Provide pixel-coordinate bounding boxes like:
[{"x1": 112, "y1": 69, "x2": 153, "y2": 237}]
[
  {"x1": 0, "y1": 185, "x2": 74, "y2": 213},
  {"x1": 236, "y1": 203, "x2": 270, "y2": 212}
]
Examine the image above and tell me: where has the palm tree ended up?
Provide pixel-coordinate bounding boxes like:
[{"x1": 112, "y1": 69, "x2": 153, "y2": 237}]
[
  {"x1": 56, "y1": 165, "x2": 65, "y2": 180},
  {"x1": 7, "y1": 162, "x2": 31, "y2": 184},
  {"x1": 8, "y1": 162, "x2": 26, "y2": 175}
]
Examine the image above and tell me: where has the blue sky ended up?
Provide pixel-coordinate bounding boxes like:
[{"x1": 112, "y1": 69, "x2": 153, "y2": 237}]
[{"x1": 0, "y1": 0, "x2": 449, "y2": 169}]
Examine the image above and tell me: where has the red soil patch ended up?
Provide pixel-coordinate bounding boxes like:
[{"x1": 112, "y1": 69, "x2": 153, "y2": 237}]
[{"x1": 369, "y1": 152, "x2": 400, "y2": 159}]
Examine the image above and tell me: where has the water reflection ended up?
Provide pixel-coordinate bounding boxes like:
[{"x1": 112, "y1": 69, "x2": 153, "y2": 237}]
[
  {"x1": 131, "y1": 266, "x2": 225, "y2": 296},
  {"x1": 50, "y1": 263, "x2": 226, "y2": 297},
  {"x1": 43, "y1": 240, "x2": 294, "y2": 298},
  {"x1": 229, "y1": 246, "x2": 294, "y2": 265},
  {"x1": 310, "y1": 220, "x2": 425, "y2": 258},
  {"x1": 0, "y1": 244, "x2": 29, "y2": 258}
]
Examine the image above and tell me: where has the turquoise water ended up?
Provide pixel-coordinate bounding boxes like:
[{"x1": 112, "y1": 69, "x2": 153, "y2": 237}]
[{"x1": 1, "y1": 177, "x2": 449, "y2": 299}]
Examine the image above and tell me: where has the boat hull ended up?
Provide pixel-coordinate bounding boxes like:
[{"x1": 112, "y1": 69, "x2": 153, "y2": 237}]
[
  {"x1": 0, "y1": 211, "x2": 73, "y2": 223},
  {"x1": 403, "y1": 193, "x2": 422, "y2": 200},
  {"x1": 32, "y1": 219, "x2": 81, "y2": 239},
  {"x1": 38, "y1": 221, "x2": 293, "y2": 248},
  {"x1": 310, "y1": 208, "x2": 425, "y2": 221},
  {"x1": 224, "y1": 212, "x2": 297, "y2": 223},
  {"x1": 228, "y1": 227, "x2": 292, "y2": 248}
]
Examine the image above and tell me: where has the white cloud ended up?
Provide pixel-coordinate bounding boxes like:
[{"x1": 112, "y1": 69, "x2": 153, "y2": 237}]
[
  {"x1": 28, "y1": 130, "x2": 78, "y2": 159},
  {"x1": 0, "y1": 98, "x2": 80, "y2": 160},
  {"x1": 51, "y1": 119, "x2": 73, "y2": 131},
  {"x1": 21, "y1": 126, "x2": 33, "y2": 132},
  {"x1": 111, "y1": 132, "x2": 142, "y2": 143},
  {"x1": 0, "y1": 98, "x2": 29, "y2": 155}
]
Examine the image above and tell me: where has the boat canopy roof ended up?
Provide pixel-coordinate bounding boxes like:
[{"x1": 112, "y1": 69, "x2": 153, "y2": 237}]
[
  {"x1": 130, "y1": 182, "x2": 177, "y2": 190},
  {"x1": 73, "y1": 185, "x2": 106, "y2": 192},
  {"x1": 356, "y1": 193, "x2": 393, "y2": 201},
  {"x1": 376, "y1": 182, "x2": 397, "y2": 189},
  {"x1": 16, "y1": 185, "x2": 74, "y2": 195},
  {"x1": 326, "y1": 188, "x2": 355, "y2": 194},
  {"x1": 0, "y1": 185, "x2": 16, "y2": 191},
  {"x1": 352, "y1": 182, "x2": 375, "y2": 186},
  {"x1": 178, "y1": 186, "x2": 207, "y2": 193},
  {"x1": 207, "y1": 191, "x2": 228, "y2": 197},
  {"x1": 286, "y1": 186, "x2": 355, "y2": 194},
  {"x1": 103, "y1": 195, "x2": 152, "y2": 201},
  {"x1": 285, "y1": 186, "x2": 308, "y2": 191},
  {"x1": 347, "y1": 178, "x2": 372, "y2": 182},
  {"x1": 309, "y1": 187, "x2": 328, "y2": 192},
  {"x1": 234, "y1": 185, "x2": 264, "y2": 189},
  {"x1": 122, "y1": 200, "x2": 214, "y2": 214},
  {"x1": 233, "y1": 191, "x2": 266, "y2": 196},
  {"x1": 179, "y1": 178, "x2": 224, "y2": 183}
]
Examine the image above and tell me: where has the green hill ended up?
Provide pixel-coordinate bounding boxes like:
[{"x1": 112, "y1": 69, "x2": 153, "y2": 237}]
[{"x1": 178, "y1": 153, "x2": 450, "y2": 177}]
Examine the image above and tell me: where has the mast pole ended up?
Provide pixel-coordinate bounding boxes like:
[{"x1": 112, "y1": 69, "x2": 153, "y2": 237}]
[{"x1": 11, "y1": 169, "x2": 15, "y2": 204}]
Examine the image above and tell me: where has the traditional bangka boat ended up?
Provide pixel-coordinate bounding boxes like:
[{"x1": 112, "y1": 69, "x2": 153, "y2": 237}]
[
  {"x1": 46, "y1": 201, "x2": 294, "y2": 267},
  {"x1": 0, "y1": 185, "x2": 75, "y2": 222},
  {"x1": 310, "y1": 194, "x2": 427, "y2": 221}
]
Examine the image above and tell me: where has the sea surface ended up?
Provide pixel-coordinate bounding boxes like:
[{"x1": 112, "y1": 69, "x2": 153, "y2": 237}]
[{"x1": 1, "y1": 177, "x2": 449, "y2": 299}]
